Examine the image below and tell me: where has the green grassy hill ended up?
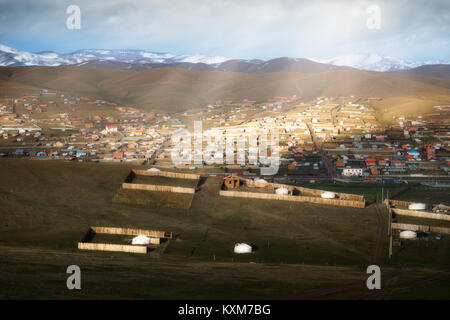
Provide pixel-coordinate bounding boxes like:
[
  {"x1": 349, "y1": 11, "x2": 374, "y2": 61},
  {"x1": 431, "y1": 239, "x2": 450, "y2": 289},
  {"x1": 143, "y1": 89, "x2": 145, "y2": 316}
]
[{"x1": 0, "y1": 159, "x2": 449, "y2": 299}]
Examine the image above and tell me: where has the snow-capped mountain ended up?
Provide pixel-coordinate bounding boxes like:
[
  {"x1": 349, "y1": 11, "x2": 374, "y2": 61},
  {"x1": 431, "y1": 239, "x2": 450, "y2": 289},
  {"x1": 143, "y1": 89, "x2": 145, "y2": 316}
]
[
  {"x1": 1, "y1": 44, "x2": 448, "y2": 72},
  {"x1": 310, "y1": 53, "x2": 449, "y2": 72},
  {"x1": 0, "y1": 44, "x2": 230, "y2": 67},
  {"x1": 71, "y1": 49, "x2": 177, "y2": 64},
  {"x1": 0, "y1": 44, "x2": 88, "y2": 66},
  {"x1": 172, "y1": 54, "x2": 229, "y2": 65},
  {"x1": 71, "y1": 49, "x2": 229, "y2": 65}
]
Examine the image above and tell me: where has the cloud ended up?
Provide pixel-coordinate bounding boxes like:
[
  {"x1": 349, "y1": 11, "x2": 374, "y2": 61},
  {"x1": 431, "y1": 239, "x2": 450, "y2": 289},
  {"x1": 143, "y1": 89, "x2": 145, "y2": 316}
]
[{"x1": 0, "y1": 0, "x2": 448, "y2": 60}]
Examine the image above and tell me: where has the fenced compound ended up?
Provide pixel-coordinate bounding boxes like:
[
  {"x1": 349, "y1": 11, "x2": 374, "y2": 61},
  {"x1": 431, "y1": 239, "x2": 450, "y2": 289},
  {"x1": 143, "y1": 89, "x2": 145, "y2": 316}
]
[
  {"x1": 391, "y1": 208, "x2": 450, "y2": 222},
  {"x1": 220, "y1": 176, "x2": 365, "y2": 208},
  {"x1": 131, "y1": 169, "x2": 200, "y2": 180},
  {"x1": 90, "y1": 226, "x2": 172, "y2": 239},
  {"x1": 294, "y1": 186, "x2": 364, "y2": 201},
  {"x1": 78, "y1": 242, "x2": 148, "y2": 254},
  {"x1": 78, "y1": 226, "x2": 172, "y2": 254},
  {"x1": 389, "y1": 199, "x2": 450, "y2": 210},
  {"x1": 392, "y1": 222, "x2": 450, "y2": 235},
  {"x1": 122, "y1": 183, "x2": 196, "y2": 194},
  {"x1": 219, "y1": 190, "x2": 365, "y2": 208},
  {"x1": 386, "y1": 197, "x2": 449, "y2": 260},
  {"x1": 389, "y1": 199, "x2": 416, "y2": 208},
  {"x1": 388, "y1": 199, "x2": 450, "y2": 221},
  {"x1": 121, "y1": 169, "x2": 200, "y2": 195}
]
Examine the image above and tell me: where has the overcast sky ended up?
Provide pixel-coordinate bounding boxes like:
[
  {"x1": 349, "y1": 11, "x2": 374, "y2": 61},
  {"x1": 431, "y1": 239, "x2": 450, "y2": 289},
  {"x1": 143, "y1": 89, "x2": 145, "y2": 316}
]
[{"x1": 0, "y1": 0, "x2": 448, "y2": 61}]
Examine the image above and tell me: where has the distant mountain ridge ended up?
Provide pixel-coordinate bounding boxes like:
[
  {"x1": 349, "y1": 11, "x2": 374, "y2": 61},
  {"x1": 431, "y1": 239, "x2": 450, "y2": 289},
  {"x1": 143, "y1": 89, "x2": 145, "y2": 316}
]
[
  {"x1": 0, "y1": 44, "x2": 86, "y2": 66},
  {"x1": 0, "y1": 44, "x2": 231, "y2": 67},
  {"x1": 392, "y1": 64, "x2": 450, "y2": 79},
  {"x1": 71, "y1": 48, "x2": 230, "y2": 65},
  {"x1": 310, "y1": 53, "x2": 449, "y2": 72},
  {"x1": 0, "y1": 44, "x2": 449, "y2": 78}
]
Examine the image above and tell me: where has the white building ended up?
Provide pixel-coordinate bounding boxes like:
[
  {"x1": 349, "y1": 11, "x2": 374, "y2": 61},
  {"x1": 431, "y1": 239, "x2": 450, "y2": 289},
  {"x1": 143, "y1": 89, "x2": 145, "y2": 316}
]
[{"x1": 342, "y1": 168, "x2": 363, "y2": 177}]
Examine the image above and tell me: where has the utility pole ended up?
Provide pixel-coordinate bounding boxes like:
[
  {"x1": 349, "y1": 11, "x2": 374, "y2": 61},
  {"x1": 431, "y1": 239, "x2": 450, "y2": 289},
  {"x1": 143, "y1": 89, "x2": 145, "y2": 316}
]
[
  {"x1": 386, "y1": 192, "x2": 393, "y2": 260},
  {"x1": 387, "y1": 196, "x2": 391, "y2": 236},
  {"x1": 389, "y1": 232, "x2": 393, "y2": 261}
]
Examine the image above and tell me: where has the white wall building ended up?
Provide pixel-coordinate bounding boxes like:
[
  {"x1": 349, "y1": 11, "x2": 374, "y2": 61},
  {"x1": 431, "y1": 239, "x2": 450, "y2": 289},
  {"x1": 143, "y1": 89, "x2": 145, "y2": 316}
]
[{"x1": 342, "y1": 168, "x2": 363, "y2": 177}]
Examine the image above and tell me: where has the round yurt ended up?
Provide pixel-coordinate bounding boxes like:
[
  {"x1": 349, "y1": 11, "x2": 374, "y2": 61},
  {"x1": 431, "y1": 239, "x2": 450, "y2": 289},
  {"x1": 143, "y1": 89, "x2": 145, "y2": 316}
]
[
  {"x1": 321, "y1": 191, "x2": 336, "y2": 199},
  {"x1": 234, "y1": 243, "x2": 252, "y2": 254},
  {"x1": 254, "y1": 178, "x2": 268, "y2": 187},
  {"x1": 399, "y1": 231, "x2": 417, "y2": 239},
  {"x1": 131, "y1": 235, "x2": 151, "y2": 245},
  {"x1": 408, "y1": 203, "x2": 426, "y2": 210},
  {"x1": 147, "y1": 168, "x2": 161, "y2": 172},
  {"x1": 275, "y1": 187, "x2": 289, "y2": 195}
]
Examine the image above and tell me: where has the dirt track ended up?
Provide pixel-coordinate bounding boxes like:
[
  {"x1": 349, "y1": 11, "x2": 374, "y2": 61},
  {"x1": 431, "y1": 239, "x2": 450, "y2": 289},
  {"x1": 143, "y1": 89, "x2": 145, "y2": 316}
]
[{"x1": 371, "y1": 203, "x2": 386, "y2": 265}]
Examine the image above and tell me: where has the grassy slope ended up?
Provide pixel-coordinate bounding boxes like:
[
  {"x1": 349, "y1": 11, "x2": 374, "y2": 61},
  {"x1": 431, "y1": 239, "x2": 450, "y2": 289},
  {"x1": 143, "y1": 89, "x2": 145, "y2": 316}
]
[
  {"x1": 0, "y1": 159, "x2": 448, "y2": 299},
  {"x1": 1, "y1": 66, "x2": 450, "y2": 118}
]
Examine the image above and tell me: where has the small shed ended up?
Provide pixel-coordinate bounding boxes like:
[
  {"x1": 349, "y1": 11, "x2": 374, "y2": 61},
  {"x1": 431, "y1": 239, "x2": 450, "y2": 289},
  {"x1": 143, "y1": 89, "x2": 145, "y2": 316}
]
[
  {"x1": 224, "y1": 175, "x2": 242, "y2": 189},
  {"x1": 287, "y1": 161, "x2": 298, "y2": 170}
]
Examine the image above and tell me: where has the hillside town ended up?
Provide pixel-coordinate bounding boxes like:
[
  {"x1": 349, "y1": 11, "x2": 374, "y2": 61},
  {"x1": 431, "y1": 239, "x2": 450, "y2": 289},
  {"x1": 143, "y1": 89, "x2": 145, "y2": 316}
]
[{"x1": 1, "y1": 90, "x2": 449, "y2": 185}]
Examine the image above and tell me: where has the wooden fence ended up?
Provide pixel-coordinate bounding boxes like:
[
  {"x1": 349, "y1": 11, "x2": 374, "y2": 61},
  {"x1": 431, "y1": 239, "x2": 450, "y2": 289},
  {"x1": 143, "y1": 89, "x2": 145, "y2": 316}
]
[
  {"x1": 122, "y1": 169, "x2": 199, "y2": 195},
  {"x1": 122, "y1": 182, "x2": 196, "y2": 194},
  {"x1": 391, "y1": 223, "x2": 431, "y2": 232},
  {"x1": 236, "y1": 176, "x2": 364, "y2": 202},
  {"x1": 219, "y1": 190, "x2": 365, "y2": 208},
  {"x1": 431, "y1": 226, "x2": 450, "y2": 234},
  {"x1": 295, "y1": 186, "x2": 364, "y2": 201},
  {"x1": 392, "y1": 208, "x2": 450, "y2": 222},
  {"x1": 391, "y1": 222, "x2": 450, "y2": 235},
  {"x1": 78, "y1": 242, "x2": 148, "y2": 254},
  {"x1": 389, "y1": 199, "x2": 415, "y2": 208},
  {"x1": 91, "y1": 226, "x2": 172, "y2": 239},
  {"x1": 389, "y1": 199, "x2": 449, "y2": 210},
  {"x1": 78, "y1": 226, "x2": 172, "y2": 254},
  {"x1": 132, "y1": 169, "x2": 200, "y2": 180}
]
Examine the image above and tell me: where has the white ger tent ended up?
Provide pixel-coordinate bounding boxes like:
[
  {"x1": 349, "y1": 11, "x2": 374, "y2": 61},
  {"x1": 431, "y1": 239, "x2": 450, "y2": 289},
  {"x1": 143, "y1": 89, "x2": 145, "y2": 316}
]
[
  {"x1": 275, "y1": 187, "x2": 289, "y2": 195},
  {"x1": 408, "y1": 203, "x2": 426, "y2": 210},
  {"x1": 234, "y1": 243, "x2": 252, "y2": 254},
  {"x1": 254, "y1": 178, "x2": 267, "y2": 184},
  {"x1": 399, "y1": 231, "x2": 417, "y2": 239},
  {"x1": 132, "y1": 235, "x2": 151, "y2": 245},
  {"x1": 321, "y1": 191, "x2": 336, "y2": 199}
]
